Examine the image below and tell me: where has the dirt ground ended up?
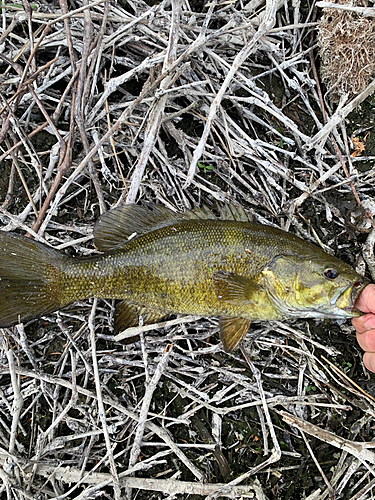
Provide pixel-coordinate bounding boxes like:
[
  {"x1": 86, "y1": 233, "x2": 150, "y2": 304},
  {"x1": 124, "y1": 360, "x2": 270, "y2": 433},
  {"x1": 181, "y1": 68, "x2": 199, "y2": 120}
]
[{"x1": 0, "y1": 0, "x2": 375, "y2": 498}]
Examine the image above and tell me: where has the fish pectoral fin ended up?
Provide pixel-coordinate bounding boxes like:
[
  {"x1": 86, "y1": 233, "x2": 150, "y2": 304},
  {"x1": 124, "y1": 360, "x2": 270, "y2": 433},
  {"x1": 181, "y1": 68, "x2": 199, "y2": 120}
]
[
  {"x1": 212, "y1": 271, "x2": 260, "y2": 304},
  {"x1": 114, "y1": 301, "x2": 167, "y2": 341},
  {"x1": 219, "y1": 317, "x2": 251, "y2": 352}
]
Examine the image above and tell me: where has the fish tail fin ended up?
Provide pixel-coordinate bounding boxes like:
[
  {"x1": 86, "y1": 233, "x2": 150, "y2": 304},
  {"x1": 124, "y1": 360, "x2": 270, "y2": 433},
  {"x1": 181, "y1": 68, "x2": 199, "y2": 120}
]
[{"x1": 0, "y1": 232, "x2": 68, "y2": 327}]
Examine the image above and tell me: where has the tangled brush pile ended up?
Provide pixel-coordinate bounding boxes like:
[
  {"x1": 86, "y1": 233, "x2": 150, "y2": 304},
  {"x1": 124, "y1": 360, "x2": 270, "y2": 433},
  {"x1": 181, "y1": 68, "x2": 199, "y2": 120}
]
[{"x1": 318, "y1": 0, "x2": 375, "y2": 100}]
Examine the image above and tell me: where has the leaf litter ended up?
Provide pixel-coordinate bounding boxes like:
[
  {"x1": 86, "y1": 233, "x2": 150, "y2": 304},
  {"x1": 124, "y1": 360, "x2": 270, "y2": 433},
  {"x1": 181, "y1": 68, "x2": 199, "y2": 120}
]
[{"x1": 0, "y1": 0, "x2": 375, "y2": 498}]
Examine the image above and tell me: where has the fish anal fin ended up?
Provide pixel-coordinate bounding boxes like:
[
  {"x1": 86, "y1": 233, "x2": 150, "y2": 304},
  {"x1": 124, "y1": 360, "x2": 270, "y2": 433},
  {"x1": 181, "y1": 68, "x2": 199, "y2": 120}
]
[
  {"x1": 114, "y1": 301, "x2": 167, "y2": 343},
  {"x1": 220, "y1": 317, "x2": 251, "y2": 352},
  {"x1": 213, "y1": 271, "x2": 260, "y2": 304}
]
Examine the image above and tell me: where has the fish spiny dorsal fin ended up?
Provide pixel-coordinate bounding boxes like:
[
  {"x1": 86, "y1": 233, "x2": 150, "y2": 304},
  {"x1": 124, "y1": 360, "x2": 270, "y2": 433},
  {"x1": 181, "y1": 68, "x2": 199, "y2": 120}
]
[
  {"x1": 94, "y1": 203, "x2": 214, "y2": 252},
  {"x1": 218, "y1": 204, "x2": 252, "y2": 222},
  {"x1": 94, "y1": 204, "x2": 182, "y2": 252},
  {"x1": 190, "y1": 205, "x2": 216, "y2": 219},
  {"x1": 94, "y1": 202, "x2": 251, "y2": 252}
]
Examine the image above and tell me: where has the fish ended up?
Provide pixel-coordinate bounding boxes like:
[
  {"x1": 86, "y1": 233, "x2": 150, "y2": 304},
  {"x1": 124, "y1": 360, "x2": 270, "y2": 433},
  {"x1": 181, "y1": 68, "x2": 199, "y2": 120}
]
[{"x1": 0, "y1": 203, "x2": 368, "y2": 351}]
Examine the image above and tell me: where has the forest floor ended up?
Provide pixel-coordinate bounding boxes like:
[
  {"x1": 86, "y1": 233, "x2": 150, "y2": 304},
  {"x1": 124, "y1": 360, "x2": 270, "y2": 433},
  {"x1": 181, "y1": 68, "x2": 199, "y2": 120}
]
[{"x1": 0, "y1": 0, "x2": 375, "y2": 498}]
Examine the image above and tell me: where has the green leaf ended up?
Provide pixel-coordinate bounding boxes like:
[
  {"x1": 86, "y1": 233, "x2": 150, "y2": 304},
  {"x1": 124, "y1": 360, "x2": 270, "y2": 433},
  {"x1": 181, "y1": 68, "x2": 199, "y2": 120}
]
[{"x1": 197, "y1": 162, "x2": 213, "y2": 174}]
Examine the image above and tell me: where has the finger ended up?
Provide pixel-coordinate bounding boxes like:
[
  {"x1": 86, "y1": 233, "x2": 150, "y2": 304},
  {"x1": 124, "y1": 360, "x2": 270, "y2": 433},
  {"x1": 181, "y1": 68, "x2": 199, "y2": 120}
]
[
  {"x1": 352, "y1": 314, "x2": 375, "y2": 334},
  {"x1": 356, "y1": 329, "x2": 375, "y2": 352},
  {"x1": 363, "y1": 352, "x2": 375, "y2": 374},
  {"x1": 354, "y1": 284, "x2": 375, "y2": 314}
]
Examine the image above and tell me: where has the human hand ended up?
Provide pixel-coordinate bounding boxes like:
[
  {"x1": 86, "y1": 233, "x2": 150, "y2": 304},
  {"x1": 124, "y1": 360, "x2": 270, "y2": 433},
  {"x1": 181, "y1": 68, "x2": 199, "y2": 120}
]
[{"x1": 352, "y1": 284, "x2": 375, "y2": 373}]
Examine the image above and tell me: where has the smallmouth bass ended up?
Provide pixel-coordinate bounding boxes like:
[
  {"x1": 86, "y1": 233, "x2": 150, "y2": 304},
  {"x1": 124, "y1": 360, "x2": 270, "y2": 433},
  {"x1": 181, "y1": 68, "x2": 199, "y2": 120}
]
[{"x1": 0, "y1": 204, "x2": 367, "y2": 351}]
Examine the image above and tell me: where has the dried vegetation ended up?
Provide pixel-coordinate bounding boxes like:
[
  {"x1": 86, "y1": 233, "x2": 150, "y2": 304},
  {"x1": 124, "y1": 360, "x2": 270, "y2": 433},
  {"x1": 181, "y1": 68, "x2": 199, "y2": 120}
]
[
  {"x1": 0, "y1": 0, "x2": 375, "y2": 498},
  {"x1": 318, "y1": 0, "x2": 375, "y2": 100}
]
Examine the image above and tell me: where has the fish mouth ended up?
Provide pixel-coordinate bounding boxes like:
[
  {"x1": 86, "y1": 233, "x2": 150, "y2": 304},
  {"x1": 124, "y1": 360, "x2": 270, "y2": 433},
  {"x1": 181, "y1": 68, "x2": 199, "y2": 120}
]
[{"x1": 333, "y1": 278, "x2": 368, "y2": 317}]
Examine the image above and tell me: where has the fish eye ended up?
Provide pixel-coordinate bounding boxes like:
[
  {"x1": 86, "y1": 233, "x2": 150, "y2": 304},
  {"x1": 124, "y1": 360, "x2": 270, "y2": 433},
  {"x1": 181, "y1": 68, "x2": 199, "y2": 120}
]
[{"x1": 324, "y1": 268, "x2": 339, "y2": 280}]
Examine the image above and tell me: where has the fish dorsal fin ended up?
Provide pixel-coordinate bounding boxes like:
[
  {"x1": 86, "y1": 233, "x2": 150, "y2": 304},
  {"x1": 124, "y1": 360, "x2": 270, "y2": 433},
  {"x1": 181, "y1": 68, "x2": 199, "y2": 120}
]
[
  {"x1": 94, "y1": 203, "x2": 251, "y2": 252},
  {"x1": 218, "y1": 204, "x2": 252, "y2": 222},
  {"x1": 94, "y1": 204, "x2": 214, "y2": 252},
  {"x1": 212, "y1": 271, "x2": 260, "y2": 304},
  {"x1": 95, "y1": 204, "x2": 179, "y2": 252},
  {"x1": 219, "y1": 317, "x2": 251, "y2": 352}
]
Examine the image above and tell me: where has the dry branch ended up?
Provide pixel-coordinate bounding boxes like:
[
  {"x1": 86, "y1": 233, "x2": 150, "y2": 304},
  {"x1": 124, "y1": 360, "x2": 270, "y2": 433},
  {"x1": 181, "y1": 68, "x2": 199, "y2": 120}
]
[
  {"x1": 279, "y1": 410, "x2": 375, "y2": 465},
  {"x1": 0, "y1": 446, "x2": 258, "y2": 498}
]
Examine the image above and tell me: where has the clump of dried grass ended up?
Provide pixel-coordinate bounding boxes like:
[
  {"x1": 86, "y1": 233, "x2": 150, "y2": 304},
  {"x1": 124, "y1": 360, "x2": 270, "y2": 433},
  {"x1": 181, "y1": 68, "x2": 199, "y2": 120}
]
[{"x1": 318, "y1": 0, "x2": 375, "y2": 100}]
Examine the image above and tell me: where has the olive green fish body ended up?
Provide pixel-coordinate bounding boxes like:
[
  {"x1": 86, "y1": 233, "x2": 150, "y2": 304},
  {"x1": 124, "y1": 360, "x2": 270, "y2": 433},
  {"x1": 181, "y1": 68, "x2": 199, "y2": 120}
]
[
  {"x1": 0, "y1": 204, "x2": 367, "y2": 351},
  {"x1": 59, "y1": 220, "x2": 282, "y2": 319}
]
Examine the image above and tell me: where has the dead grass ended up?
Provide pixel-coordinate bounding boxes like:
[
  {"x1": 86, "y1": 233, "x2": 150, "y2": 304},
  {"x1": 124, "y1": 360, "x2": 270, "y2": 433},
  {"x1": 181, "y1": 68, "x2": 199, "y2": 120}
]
[
  {"x1": 318, "y1": 0, "x2": 375, "y2": 101},
  {"x1": 0, "y1": 0, "x2": 375, "y2": 498}
]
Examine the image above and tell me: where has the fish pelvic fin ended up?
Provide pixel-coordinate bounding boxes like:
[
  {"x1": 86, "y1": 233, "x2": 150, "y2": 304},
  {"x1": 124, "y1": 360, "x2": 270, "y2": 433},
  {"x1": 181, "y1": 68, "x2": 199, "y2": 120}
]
[
  {"x1": 219, "y1": 317, "x2": 251, "y2": 352},
  {"x1": 0, "y1": 232, "x2": 68, "y2": 327}
]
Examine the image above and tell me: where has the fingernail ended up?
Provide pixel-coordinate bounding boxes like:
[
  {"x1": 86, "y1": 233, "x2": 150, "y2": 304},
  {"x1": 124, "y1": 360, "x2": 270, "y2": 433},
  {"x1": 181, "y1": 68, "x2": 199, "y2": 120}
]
[{"x1": 364, "y1": 317, "x2": 375, "y2": 329}]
